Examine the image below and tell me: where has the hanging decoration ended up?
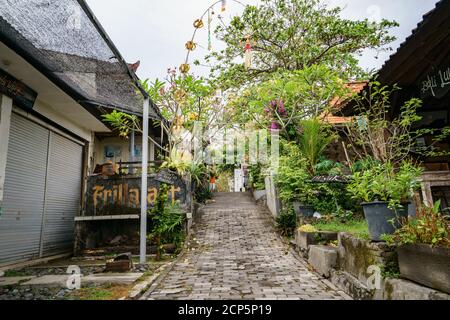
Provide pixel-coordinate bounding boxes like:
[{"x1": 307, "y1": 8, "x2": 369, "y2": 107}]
[
  {"x1": 244, "y1": 35, "x2": 252, "y2": 70},
  {"x1": 185, "y1": 41, "x2": 196, "y2": 51},
  {"x1": 193, "y1": 19, "x2": 204, "y2": 28},
  {"x1": 208, "y1": 9, "x2": 213, "y2": 51},
  {"x1": 181, "y1": 0, "x2": 245, "y2": 76},
  {"x1": 180, "y1": 63, "x2": 190, "y2": 74}
]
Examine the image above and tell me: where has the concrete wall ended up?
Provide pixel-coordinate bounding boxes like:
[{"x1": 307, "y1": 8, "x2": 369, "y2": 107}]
[
  {"x1": 265, "y1": 172, "x2": 281, "y2": 218},
  {"x1": 93, "y1": 136, "x2": 156, "y2": 169}
]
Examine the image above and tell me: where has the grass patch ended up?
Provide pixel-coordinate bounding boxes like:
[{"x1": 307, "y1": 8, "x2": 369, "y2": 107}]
[
  {"x1": 312, "y1": 219, "x2": 370, "y2": 240},
  {"x1": 66, "y1": 284, "x2": 131, "y2": 300},
  {"x1": 3, "y1": 269, "x2": 28, "y2": 277}
]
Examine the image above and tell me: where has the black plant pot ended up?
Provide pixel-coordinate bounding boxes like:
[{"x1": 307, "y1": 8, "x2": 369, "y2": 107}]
[
  {"x1": 362, "y1": 201, "x2": 409, "y2": 241},
  {"x1": 293, "y1": 201, "x2": 315, "y2": 218}
]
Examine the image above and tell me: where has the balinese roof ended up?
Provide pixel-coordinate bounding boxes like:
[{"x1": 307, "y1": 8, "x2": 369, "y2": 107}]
[
  {"x1": 0, "y1": 0, "x2": 163, "y2": 120},
  {"x1": 377, "y1": 0, "x2": 450, "y2": 86},
  {"x1": 336, "y1": 0, "x2": 450, "y2": 116},
  {"x1": 322, "y1": 81, "x2": 367, "y2": 124}
]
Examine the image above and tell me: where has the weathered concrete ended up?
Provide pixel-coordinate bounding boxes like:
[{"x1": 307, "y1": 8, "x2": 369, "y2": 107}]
[
  {"x1": 296, "y1": 231, "x2": 338, "y2": 250},
  {"x1": 20, "y1": 273, "x2": 143, "y2": 287},
  {"x1": 83, "y1": 273, "x2": 143, "y2": 285},
  {"x1": 20, "y1": 275, "x2": 68, "y2": 287},
  {"x1": 252, "y1": 189, "x2": 266, "y2": 201},
  {"x1": 330, "y1": 269, "x2": 374, "y2": 300},
  {"x1": 308, "y1": 245, "x2": 338, "y2": 278},
  {"x1": 0, "y1": 276, "x2": 36, "y2": 287},
  {"x1": 338, "y1": 232, "x2": 395, "y2": 284},
  {"x1": 142, "y1": 193, "x2": 351, "y2": 300},
  {"x1": 375, "y1": 278, "x2": 450, "y2": 300}
]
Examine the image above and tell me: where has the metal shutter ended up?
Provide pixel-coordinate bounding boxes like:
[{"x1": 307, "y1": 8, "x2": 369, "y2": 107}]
[
  {"x1": 0, "y1": 113, "x2": 49, "y2": 264},
  {"x1": 0, "y1": 112, "x2": 83, "y2": 265},
  {"x1": 41, "y1": 132, "x2": 82, "y2": 256}
]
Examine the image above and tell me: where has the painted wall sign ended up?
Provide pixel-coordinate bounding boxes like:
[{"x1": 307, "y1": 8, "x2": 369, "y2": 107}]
[
  {"x1": 0, "y1": 68, "x2": 37, "y2": 110},
  {"x1": 419, "y1": 61, "x2": 450, "y2": 99},
  {"x1": 85, "y1": 174, "x2": 187, "y2": 216}
]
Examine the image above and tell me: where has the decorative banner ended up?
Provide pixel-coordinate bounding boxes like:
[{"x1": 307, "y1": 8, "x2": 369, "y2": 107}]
[
  {"x1": 419, "y1": 60, "x2": 450, "y2": 99},
  {"x1": 0, "y1": 68, "x2": 37, "y2": 110}
]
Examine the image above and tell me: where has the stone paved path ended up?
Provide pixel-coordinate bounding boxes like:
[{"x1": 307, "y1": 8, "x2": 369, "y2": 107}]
[{"x1": 142, "y1": 193, "x2": 351, "y2": 300}]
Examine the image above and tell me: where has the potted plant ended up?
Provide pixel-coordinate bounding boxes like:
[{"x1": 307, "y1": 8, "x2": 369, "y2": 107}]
[
  {"x1": 277, "y1": 143, "x2": 317, "y2": 218},
  {"x1": 383, "y1": 201, "x2": 450, "y2": 294},
  {"x1": 347, "y1": 160, "x2": 422, "y2": 241}
]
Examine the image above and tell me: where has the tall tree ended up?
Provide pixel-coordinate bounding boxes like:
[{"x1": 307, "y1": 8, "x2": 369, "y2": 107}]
[{"x1": 206, "y1": 0, "x2": 398, "y2": 88}]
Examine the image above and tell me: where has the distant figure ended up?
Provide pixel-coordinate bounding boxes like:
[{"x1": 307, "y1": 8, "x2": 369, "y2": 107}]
[{"x1": 209, "y1": 175, "x2": 216, "y2": 192}]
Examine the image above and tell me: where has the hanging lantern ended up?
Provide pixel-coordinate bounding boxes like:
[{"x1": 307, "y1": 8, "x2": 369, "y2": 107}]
[
  {"x1": 244, "y1": 37, "x2": 252, "y2": 70},
  {"x1": 180, "y1": 63, "x2": 190, "y2": 74},
  {"x1": 185, "y1": 41, "x2": 196, "y2": 51},
  {"x1": 221, "y1": 0, "x2": 226, "y2": 12},
  {"x1": 193, "y1": 19, "x2": 204, "y2": 28}
]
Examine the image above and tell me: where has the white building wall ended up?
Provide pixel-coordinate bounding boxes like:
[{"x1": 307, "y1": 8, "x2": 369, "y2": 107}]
[{"x1": 0, "y1": 94, "x2": 13, "y2": 209}]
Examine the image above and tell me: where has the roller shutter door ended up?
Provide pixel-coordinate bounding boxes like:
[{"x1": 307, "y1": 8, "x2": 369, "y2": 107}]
[{"x1": 0, "y1": 112, "x2": 83, "y2": 265}]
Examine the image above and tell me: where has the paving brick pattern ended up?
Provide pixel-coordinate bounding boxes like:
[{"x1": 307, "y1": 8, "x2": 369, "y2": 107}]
[{"x1": 142, "y1": 193, "x2": 351, "y2": 300}]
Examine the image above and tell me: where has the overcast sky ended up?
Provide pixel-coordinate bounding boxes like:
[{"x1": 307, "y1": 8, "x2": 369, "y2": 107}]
[{"x1": 85, "y1": 0, "x2": 439, "y2": 81}]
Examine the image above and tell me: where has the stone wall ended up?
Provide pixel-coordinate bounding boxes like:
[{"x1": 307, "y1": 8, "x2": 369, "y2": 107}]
[{"x1": 337, "y1": 232, "x2": 396, "y2": 285}]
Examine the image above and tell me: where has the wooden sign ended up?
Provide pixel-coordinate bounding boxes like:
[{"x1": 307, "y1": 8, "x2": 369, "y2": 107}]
[
  {"x1": 419, "y1": 61, "x2": 450, "y2": 99},
  {"x1": 0, "y1": 68, "x2": 37, "y2": 110}
]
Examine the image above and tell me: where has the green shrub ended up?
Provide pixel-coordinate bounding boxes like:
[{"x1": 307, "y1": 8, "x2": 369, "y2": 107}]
[
  {"x1": 276, "y1": 206, "x2": 297, "y2": 237},
  {"x1": 383, "y1": 200, "x2": 450, "y2": 247},
  {"x1": 347, "y1": 159, "x2": 422, "y2": 209}
]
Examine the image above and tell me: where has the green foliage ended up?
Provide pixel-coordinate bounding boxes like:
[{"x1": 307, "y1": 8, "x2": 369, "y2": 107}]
[
  {"x1": 207, "y1": 0, "x2": 398, "y2": 88},
  {"x1": 194, "y1": 185, "x2": 213, "y2": 204},
  {"x1": 347, "y1": 159, "x2": 422, "y2": 208},
  {"x1": 248, "y1": 164, "x2": 266, "y2": 190},
  {"x1": 226, "y1": 65, "x2": 349, "y2": 140},
  {"x1": 148, "y1": 184, "x2": 185, "y2": 260},
  {"x1": 383, "y1": 201, "x2": 450, "y2": 247},
  {"x1": 342, "y1": 81, "x2": 423, "y2": 165},
  {"x1": 312, "y1": 219, "x2": 370, "y2": 240},
  {"x1": 380, "y1": 256, "x2": 400, "y2": 279},
  {"x1": 297, "y1": 118, "x2": 336, "y2": 174},
  {"x1": 102, "y1": 110, "x2": 140, "y2": 139},
  {"x1": 276, "y1": 206, "x2": 297, "y2": 237},
  {"x1": 276, "y1": 141, "x2": 315, "y2": 205},
  {"x1": 314, "y1": 159, "x2": 344, "y2": 176}
]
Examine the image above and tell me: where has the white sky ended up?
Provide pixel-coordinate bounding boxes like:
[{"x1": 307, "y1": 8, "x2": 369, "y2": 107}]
[{"x1": 85, "y1": 0, "x2": 439, "y2": 81}]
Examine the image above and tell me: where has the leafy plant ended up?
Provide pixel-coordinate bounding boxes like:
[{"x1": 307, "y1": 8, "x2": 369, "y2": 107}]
[
  {"x1": 341, "y1": 82, "x2": 423, "y2": 165},
  {"x1": 347, "y1": 159, "x2": 422, "y2": 209},
  {"x1": 276, "y1": 141, "x2": 315, "y2": 205},
  {"x1": 383, "y1": 201, "x2": 450, "y2": 247},
  {"x1": 298, "y1": 118, "x2": 337, "y2": 174},
  {"x1": 194, "y1": 184, "x2": 213, "y2": 204},
  {"x1": 248, "y1": 164, "x2": 266, "y2": 190},
  {"x1": 276, "y1": 206, "x2": 297, "y2": 237},
  {"x1": 148, "y1": 184, "x2": 185, "y2": 260}
]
